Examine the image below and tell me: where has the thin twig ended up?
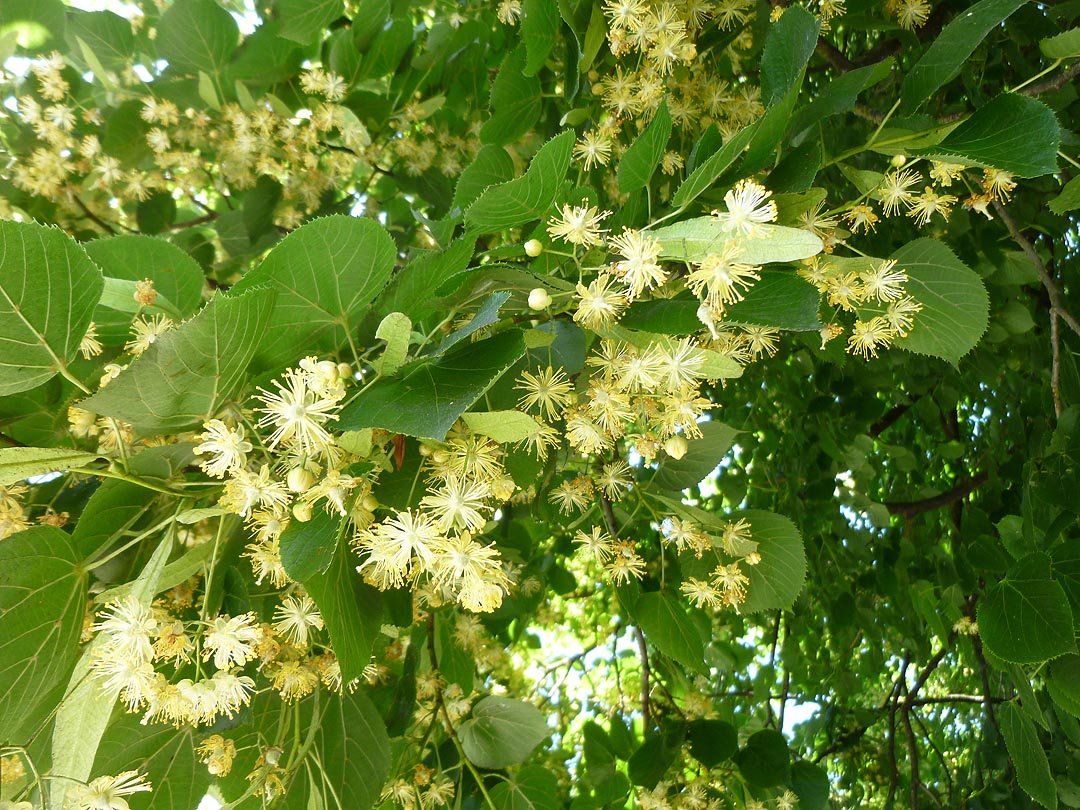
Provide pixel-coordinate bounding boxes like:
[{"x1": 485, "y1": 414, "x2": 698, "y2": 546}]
[
  {"x1": 884, "y1": 471, "x2": 988, "y2": 517},
  {"x1": 994, "y1": 200, "x2": 1078, "y2": 417}
]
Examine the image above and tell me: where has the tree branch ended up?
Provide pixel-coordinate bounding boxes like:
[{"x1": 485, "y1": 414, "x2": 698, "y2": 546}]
[
  {"x1": 884, "y1": 471, "x2": 988, "y2": 517},
  {"x1": 994, "y1": 199, "x2": 1079, "y2": 418},
  {"x1": 1022, "y1": 61, "x2": 1080, "y2": 97},
  {"x1": 634, "y1": 626, "x2": 652, "y2": 732}
]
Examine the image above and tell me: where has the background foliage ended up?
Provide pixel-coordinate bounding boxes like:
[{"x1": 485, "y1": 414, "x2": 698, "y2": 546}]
[{"x1": 0, "y1": 0, "x2": 1078, "y2": 807}]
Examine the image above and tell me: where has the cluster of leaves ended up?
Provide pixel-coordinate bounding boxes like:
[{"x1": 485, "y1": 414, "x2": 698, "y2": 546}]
[{"x1": 0, "y1": 0, "x2": 1078, "y2": 808}]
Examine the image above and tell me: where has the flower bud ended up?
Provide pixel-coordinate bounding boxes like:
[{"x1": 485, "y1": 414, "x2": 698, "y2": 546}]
[
  {"x1": 337, "y1": 362, "x2": 353, "y2": 379},
  {"x1": 664, "y1": 435, "x2": 689, "y2": 460},
  {"x1": 292, "y1": 501, "x2": 313, "y2": 522},
  {"x1": 890, "y1": 153, "x2": 907, "y2": 168},
  {"x1": 286, "y1": 466, "x2": 316, "y2": 493},
  {"x1": 362, "y1": 494, "x2": 379, "y2": 511},
  {"x1": 528, "y1": 288, "x2": 552, "y2": 311},
  {"x1": 524, "y1": 239, "x2": 544, "y2": 257}
]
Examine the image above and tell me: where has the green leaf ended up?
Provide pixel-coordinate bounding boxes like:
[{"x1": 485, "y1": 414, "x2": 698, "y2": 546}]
[
  {"x1": 687, "y1": 720, "x2": 737, "y2": 767},
  {"x1": 739, "y1": 510, "x2": 807, "y2": 613},
  {"x1": 1053, "y1": 541, "x2": 1080, "y2": 613},
  {"x1": 790, "y1": 761, "x2": 831, "y2": 810},
  {"x1": 277, "y1": 0, "x2": 344, "y2": 44},
  {"x1": 892, "y1": 238, "x2": 990, "y2": 366},
  {"x1": 978, "y1": 553, "x2": 1077, "y2": 664},
  {"x1": 1049, "y1": 175, "x2": 1080, "y2": 215},
  {"x1": 462, "y1": 411, "x2": 542, "y2": 443},
  {"x1": 481, "y1": 46, "x2": 542, "y2": 147},
  {"x1": 466, "y1": 131, "x2": 575, "y2": 232},
  {"x1": 230, "y1": 215, "x2": 396, "y2": 372},
  {"x1": 374, "y1": 312, "x2": 412, "y2": 376},
  {"x1": 0, "y1": 0, "x2": 65, "y2": 51},
  {"x1": 280, "y1": 507, "x2": 341, "y2": 583},
  {"x1": 65, "y1": 10, "x2": 130, "y2": 70},
  {"x1": 0, "y1": 525, "x2": 87, "y2": 744},
  {"x1": 156, "y1": 0, "x2": 238, "y2": 74},
  {"x1": 459, "y1": 696, "x2": 550, "y2": 769},
  {"x1": 650, "y1": 217, "x2": 823, "y2": 265},
  {"x1": 522, "y1": 0, "x2": 559, "y2": 75},
  {"x1": 72, "y1": 480, "x2": 156, "y2": 562},
  {"x1": 627, "y1": 726, "x2": 686, "y2": 788},
  {"x1": 760, "y1": 5, "x2": 819, "y2": 107},
  {"x1": 671, "y1": 123, "x2": 760, "y2": 209},
  {"x1": 490, "y1": 765, "x2": 560, "y2": 810},
  {"x1": 376, "y1": 236, "x2": 477, "y2": 322},
  {"x1": 631, "y1": 591, "x2": 707, "y2": 675},
  {"x1": 435, "y1": 291, "x2": 511, "y2": 354},
  {"x1": 899, "y1": 0, "x2": 1028, "y2": 114},
  {"x1": 654, "y1": 421, "x2": 739, "y2": 491},
  {"x1": 305, "y1": 539, "x2": 383, "y2": 683},
  {"x1": 916, "y1": 94, "x2": 1060, "y2": 178},
  {"x1": 0, "y1": 447, "x2": 101, "y2": 486},
  {"x1": 308, "y1": 689, "x2": 393, "y2": 810},
  {"x1": 622, "y1": 273, "x2": 822, "y2": 334},
  {"x1": 618, "y1": 99, "x2": 672, "y2": 194},
  {"x1": 81, "y1": 288, "x2": 277, "y2": 433},
  {"x1": 338, "y1": 330, "x2": 527, "y2": 440},
  {"x1": 453, "y1": 146, "x2": 516, "y2": 212},
  {"x1": 1041, "y1": 26, "x2": 1080, "y2": 59},
  {"x1": 738, "y1": 85, "x2": 800, "y2": 176},
  {"x1": 1000, "y1": 702, "x2": 1058, "y2": 810},
  {"x1": 85, "y1": 234, "x2": 205, "y2": 342},
  {"x1": 1050, "y1": 655, "x2": 1080, "y2": 715},
  {"x1": 735, "y1": 729, "x2": 791, "y2": 787},
  {"x1": 94, "y1": 720, "x2": 210, "y2": 810},
  {"x1": 787, "y1": 58, "x2": 895, "y2": 142},
  {"x1": 0, "y1": 220, "x2": 103, "y2": 396}
]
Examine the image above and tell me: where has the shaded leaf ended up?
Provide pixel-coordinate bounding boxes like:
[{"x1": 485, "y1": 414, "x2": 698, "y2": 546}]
[
  {"x1": 735, "y1": 729, "x2": 791, "y2": 787},
  {"x1": 788, "y1": 59, "x2": 894, "y2": 142},
  {"x1": 309, "y1": 689, "x2": 392, "y2": 810},
  {"x1": 338, "y1": 330, "x2": 527, "y2": 440},
  {"x1": 280, "y1": 507, "x2": 341, "y2": 583},
  {"x1": 481, "y1": 45, "x2": 542, "y2": 146},
  {"x1": 95, "y1": 719, "x2": 210, "y2": 810},
  {"x1": 672, "y1": 123, "x2": 760, "y2": 210},
  {"x1": 916, "y1": 94, "x2": 1060, "y2": 178},
  {"x1": 453, "y1": 146, "x2": 515, "y2": 212},
  {"x1": 899, "y1": 0, "x2": 1027, "y2": 114}
]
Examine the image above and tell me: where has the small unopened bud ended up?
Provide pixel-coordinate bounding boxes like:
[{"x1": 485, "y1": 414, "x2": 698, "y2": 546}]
[
  {"x1": 134, "y1": 278, "x2": 157, "y2": 307},
  {"x1": 286, "y1": 467, "x2": 316, "y2": 493},
  {"x1": 263, "y1": 746, "x2": 283, "y2": 766},
  {"x1": 524, "y1": 239, "x2": 543, "y2": 257},
  {"x1": 418, "y1": 443, "x2": 433, "y2": 457},
  {"x1": 292, "y1": 501, "x2": 313, "y2": 522},
  {"x1": 528, "y1": 288, "x2": 552, "y2": 310},
  {"x1": 337, "y1": 362, "x2": 353, "y2": 379},
  {"x1": 664, "y1": 435, "x2": 689, "y2": 460},
  {"x1": 432, "y1": 449, "x2": 449, "y2": 464},
  {"x1": 362, "y1": 494, "x2": 379, "y2": 511},
  {"x1": 890, "y1": 153, "x2": 907, "y2": 168}
]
